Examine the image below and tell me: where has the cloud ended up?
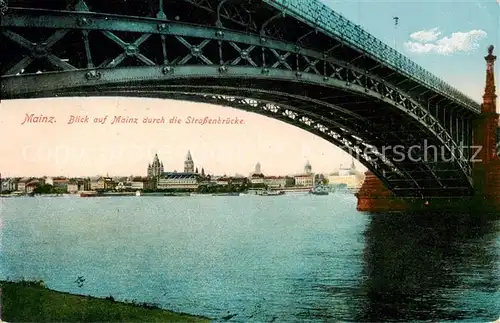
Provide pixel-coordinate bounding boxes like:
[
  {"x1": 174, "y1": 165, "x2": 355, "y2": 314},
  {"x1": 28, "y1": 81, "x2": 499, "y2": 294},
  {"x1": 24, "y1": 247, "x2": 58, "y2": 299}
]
[
  {"x1": 404, "y1": 29, "x2": 487, "y2": 55},
  {"x1": 409, "y1": 28, "x2": 441, "y2": 43}
]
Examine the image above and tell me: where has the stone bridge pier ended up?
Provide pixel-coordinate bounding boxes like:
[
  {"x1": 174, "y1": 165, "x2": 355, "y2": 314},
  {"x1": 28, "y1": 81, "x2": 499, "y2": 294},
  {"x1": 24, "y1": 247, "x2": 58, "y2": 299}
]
[{"x1": 357, "y1": 45, "x2": 500, "y2": 213}]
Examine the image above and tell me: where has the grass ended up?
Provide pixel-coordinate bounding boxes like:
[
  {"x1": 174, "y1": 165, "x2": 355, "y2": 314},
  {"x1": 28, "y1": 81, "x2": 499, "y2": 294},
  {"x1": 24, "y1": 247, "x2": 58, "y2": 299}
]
[{"x1": 1, "y1": 280, "x2": 211, "y2": 322}]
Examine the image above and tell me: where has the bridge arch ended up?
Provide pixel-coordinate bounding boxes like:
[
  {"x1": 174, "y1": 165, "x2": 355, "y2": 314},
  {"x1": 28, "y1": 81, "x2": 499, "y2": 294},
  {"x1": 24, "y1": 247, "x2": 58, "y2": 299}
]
[{"x1": 1, "y1": 5, "x2": 475, "y2": 196}]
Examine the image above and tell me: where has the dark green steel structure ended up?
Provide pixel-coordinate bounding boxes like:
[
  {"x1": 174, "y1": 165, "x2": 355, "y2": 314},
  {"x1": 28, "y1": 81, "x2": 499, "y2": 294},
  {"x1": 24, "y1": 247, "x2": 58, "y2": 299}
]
[{"x1": 0, "y1": 0, "x2": 482, "y2": 198}]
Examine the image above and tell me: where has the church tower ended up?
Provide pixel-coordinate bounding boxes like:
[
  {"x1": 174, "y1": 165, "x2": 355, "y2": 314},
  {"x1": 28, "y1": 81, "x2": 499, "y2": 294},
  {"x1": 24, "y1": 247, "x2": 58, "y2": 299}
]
[
  {"x1": 304, "y1": 161, "x2": 312, "y2": 175},
  {"x1": 147, "y1": 153, "x2": 164, "y2": 179},
  {"x1": 184, "y1": 150, "x2": 194, "y2": 173},
  {"x1": 255, "y1": 162, "x2": 261, "y2": 174}
]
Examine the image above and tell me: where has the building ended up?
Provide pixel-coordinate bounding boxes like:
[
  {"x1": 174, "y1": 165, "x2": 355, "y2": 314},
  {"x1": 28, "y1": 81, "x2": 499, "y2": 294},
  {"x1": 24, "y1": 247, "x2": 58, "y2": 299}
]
[
  {"x1": 147, "y1": 153, "x2": 164, "y2": 179},
  {"x1": 67, "y1": 181, "x2": 79, "y2": 193},
  {"x1": 90, "y1": 176, "x2": 116, "y2": 191},
  {"x1": 294, "y1": 174, "x2": 314, "y2": 187},
  {"x1": 157, "y1": 172, "x2": 200, "y2": 190},
  {"x1": 249, "y1": 173, "x2": 265, "y2": 184},
  {"x1": 293, "y1": 161, "x2": 314, "y2": 187},
  {"x1": 17, "y1": 177, "x2": 31, "y2": 192},
  {"x1": 46, "y1": 177, "x2": 70, "y2": 192},
  {"x1": 327, "y1": 159, "x2": 363, "y2": 188},
  {"x1": 212, "y1": 176, "x2": 230, "y2": 185},
  {"x1": 184, "y1": 150, "x2": 194, "y2": 173},
  {"x1": 1, "y1": 177, "x2": 17, "y2": 192},
  {"x1": 264, "y1": 176, "x2": 295, "y2": 188},
  {"x1": 25, "y1": 178, "x2": 42, "y2": 193},
  {"x1": 116, "y1": 177, "x2": 154, "y2": 191}
]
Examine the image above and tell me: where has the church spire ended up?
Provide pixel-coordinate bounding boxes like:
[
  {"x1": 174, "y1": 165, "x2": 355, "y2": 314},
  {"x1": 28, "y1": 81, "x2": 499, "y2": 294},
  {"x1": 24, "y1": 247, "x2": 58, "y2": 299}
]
[
  {"x1": 483, "y1": 45, "x2": 497, "y2": 112},
  {"x1": 184, "y1": 150, "x2": 194, "y2": 173}
]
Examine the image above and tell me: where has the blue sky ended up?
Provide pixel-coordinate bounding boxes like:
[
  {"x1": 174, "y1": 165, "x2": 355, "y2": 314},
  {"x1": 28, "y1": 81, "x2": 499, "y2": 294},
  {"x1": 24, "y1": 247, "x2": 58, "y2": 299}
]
[{"x1": 321, "y1": 0, "x2": 500, "y2": 102}]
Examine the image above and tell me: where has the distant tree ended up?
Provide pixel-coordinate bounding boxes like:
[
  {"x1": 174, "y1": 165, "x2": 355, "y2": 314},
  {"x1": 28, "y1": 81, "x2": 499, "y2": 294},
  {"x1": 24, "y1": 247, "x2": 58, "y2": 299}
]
[{"x1": 33, "y1": 184, "x2": 56, "y2": 194}]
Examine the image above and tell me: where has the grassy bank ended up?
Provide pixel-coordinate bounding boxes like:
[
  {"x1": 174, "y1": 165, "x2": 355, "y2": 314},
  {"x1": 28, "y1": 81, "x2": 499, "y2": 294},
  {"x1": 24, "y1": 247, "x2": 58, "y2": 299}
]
[{"x1": 1, "y1": 281, "x2": 211, "y2": 322}]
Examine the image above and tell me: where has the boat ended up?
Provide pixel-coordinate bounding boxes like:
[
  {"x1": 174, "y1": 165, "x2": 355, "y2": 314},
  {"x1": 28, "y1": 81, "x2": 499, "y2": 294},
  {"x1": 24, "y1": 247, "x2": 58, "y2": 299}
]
[
  {"x1": 164, "y1": 192, "x2": 190, "y2": 196},
  {"x1": 212, "y1": 192, "x2": 240, "y2": 196},
  {"x1": 257, "y1": 190, "x2": 285, "y2": 196},
  {"x1": 100, "y1": 192, "x2": 135, "y2": 197},
  {"x1": 309, "y1": 186, "x2": 329, "y2": 195},
  {"x1": 135, "y1": 190, "x2": 142, "y2": 196},
  {"x1": 80, "y1": 191, "x2": 98, "y2": 197}
]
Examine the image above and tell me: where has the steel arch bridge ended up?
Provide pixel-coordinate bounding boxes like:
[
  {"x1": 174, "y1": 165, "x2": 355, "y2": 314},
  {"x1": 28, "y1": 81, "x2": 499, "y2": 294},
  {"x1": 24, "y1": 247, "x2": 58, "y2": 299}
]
[{"x1": 0, "y1": 0, "x2": 482, "y2": 198}]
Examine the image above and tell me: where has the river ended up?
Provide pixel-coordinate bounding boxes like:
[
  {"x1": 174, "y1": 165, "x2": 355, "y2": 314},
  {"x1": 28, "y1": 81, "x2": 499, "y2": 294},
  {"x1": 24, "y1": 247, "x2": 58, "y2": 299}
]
[{"x1": 0, "y1": 194, "x2": 499, "y2": 322}]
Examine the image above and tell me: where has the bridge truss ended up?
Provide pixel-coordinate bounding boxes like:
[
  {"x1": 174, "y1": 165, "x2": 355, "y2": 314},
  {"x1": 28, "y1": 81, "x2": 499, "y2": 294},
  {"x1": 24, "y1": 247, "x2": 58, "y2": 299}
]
[{"x1": 0, "y1": 0, "x2": 480, "y2": 197}]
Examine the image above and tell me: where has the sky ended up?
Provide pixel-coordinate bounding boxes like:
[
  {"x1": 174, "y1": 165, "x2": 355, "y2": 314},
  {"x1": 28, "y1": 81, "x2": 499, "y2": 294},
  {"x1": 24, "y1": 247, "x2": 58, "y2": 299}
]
[{"x1": 0, "y1": 0, "x2": 499, "y2": 178}]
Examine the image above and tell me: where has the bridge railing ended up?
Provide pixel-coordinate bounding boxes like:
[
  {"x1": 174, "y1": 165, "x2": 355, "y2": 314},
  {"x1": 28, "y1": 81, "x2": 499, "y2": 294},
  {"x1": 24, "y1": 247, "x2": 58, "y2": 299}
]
[{"x1": 265, "y1": 0, "x2": 481, "y2": 112}]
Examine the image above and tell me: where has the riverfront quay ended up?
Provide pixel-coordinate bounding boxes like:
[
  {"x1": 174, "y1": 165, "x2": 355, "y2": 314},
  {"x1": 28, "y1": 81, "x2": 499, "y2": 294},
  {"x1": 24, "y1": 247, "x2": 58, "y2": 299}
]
[{"x1": 1, "y1": 281, "x2": 210, "y2": 322}]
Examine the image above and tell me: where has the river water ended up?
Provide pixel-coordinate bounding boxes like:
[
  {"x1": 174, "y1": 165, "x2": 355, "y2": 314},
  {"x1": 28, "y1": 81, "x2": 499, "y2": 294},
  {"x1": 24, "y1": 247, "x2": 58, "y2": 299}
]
[{"x1": 0, "y1": 194, "x2": 499, "y2": 322}]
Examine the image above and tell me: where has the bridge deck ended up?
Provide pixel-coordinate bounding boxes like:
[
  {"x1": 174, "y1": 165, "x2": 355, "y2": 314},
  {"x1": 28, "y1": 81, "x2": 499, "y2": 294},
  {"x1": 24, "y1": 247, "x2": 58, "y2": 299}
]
[
  {"x1": 2, "y1": 0, "x2": 481, "y2": 115},
  {"x1": 264, "y1": 0, "x2": 481, "y2": 113}
]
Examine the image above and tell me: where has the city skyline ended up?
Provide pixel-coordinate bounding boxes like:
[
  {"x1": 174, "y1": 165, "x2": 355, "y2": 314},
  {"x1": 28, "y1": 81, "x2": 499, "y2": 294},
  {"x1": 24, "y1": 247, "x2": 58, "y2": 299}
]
[{"x1": 0, "y1": 97, "x2": 364, "y2": 178}]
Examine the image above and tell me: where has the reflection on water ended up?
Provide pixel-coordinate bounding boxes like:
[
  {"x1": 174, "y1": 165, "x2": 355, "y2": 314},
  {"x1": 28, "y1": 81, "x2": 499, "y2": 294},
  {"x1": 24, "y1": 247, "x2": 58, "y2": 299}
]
[
  {"x1": 0, "y1": 196, "x2": 498, "y2": 322},
  {"x1": 358, "y1": 212, "x2": 500, "y2": 322}
]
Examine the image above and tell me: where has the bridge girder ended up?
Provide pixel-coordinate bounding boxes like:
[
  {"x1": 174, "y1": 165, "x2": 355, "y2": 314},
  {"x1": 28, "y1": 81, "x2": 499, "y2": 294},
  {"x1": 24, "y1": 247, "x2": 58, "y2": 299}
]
[{"x1": 0, "y1": 4, "x2": 475, "y2": 196}]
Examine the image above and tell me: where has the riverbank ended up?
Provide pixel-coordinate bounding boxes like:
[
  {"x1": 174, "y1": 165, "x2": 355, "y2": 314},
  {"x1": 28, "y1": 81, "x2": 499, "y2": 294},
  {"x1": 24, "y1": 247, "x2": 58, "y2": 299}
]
[{"x1": 0, "y1": 281, "x2": 210, "y2": 322}]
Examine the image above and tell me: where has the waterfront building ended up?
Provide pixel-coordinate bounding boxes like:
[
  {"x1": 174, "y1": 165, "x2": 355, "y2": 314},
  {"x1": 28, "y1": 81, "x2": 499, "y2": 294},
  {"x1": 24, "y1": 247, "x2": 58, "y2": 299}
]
[
  {"x1": 45, "y1": 177, "x2": 70, "y2": 192},
  {"x1": 293, "y1": 161, "x2": 315, "y2": 187},
  {"x1": 206, "y1": 176, "x2": 247, "y2": 187},
  {"x1": 250, "y1": 173, "x2": 265, "y2": 184},
  {"x1": 67, "y1": 178, "x2": 90, "y2": 193},
  {"x1": 17, "y1": 177, "x2": 31, "y2": 192},
  {"x1": 25, "y1": 178, "x2": 42, "y2": 193},
  {"x1": 113, "y1": 176, "x2": 128, "y2": 183},
  {"x1": 147, "y1": 153, "x2": 164, "y2": 179},
  {"x1": 327, "y1": 159, "x2": 364, "y2": 188},
  {"x1": 293, "y1": 174, "x2": 314, "y2": 187},
  {"x1": 213, "y1": 176, "x2": 230, "y2": 185},
  {"x1": 67, "y1": 181, "x2": 79, "y2": 193},
  {"x1": 184, "y1": 150, "x2": 194, "y2": 173},
  {"x1": 116, "y1": 177, "x2": 154, "y2": 191},
  {"x1": 90, "y1": 176, "x2": 116, "y2": 191},
  {"x1": 1, "y1": 177, "x2": 17, "y2": 192},
  {"x1": 230, "y1": 177, "x2": 247, "y2": 186},
  {"x1": 157, "y1": 172, "x2": 200, "y2": 190},
  {"x1": 264, "y1": 176, "x2": 295, "y2": 188}
]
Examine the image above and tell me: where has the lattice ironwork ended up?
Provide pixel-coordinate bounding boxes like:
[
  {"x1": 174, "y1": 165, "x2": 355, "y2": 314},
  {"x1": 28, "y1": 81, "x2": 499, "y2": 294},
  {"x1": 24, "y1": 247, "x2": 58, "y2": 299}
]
[
  {"x1": 0, "y1": 0, "x2": 7, "y2": 15},
  {"x1": 0, "y1": 4, "x2": 476, "y2": 197},
  {"x1": 265, "y1": 0, "x2": 480, "y2": 112}
]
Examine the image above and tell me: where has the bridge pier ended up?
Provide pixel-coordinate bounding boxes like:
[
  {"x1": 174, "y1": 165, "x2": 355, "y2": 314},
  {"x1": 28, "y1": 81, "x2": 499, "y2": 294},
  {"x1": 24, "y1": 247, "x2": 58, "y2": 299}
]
[
  {"x1": 356, "y1": 45, "x2": 499, "y2": 214},
  {"x1": 355, "y1": 172, "x2": 478, "y2": 213},
  {"x1": 472, "y1": 45, "x2": 500, "y2": 212},
  {"x1": 355, "y1": 171, "x2": 410, "y2": 212}
]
